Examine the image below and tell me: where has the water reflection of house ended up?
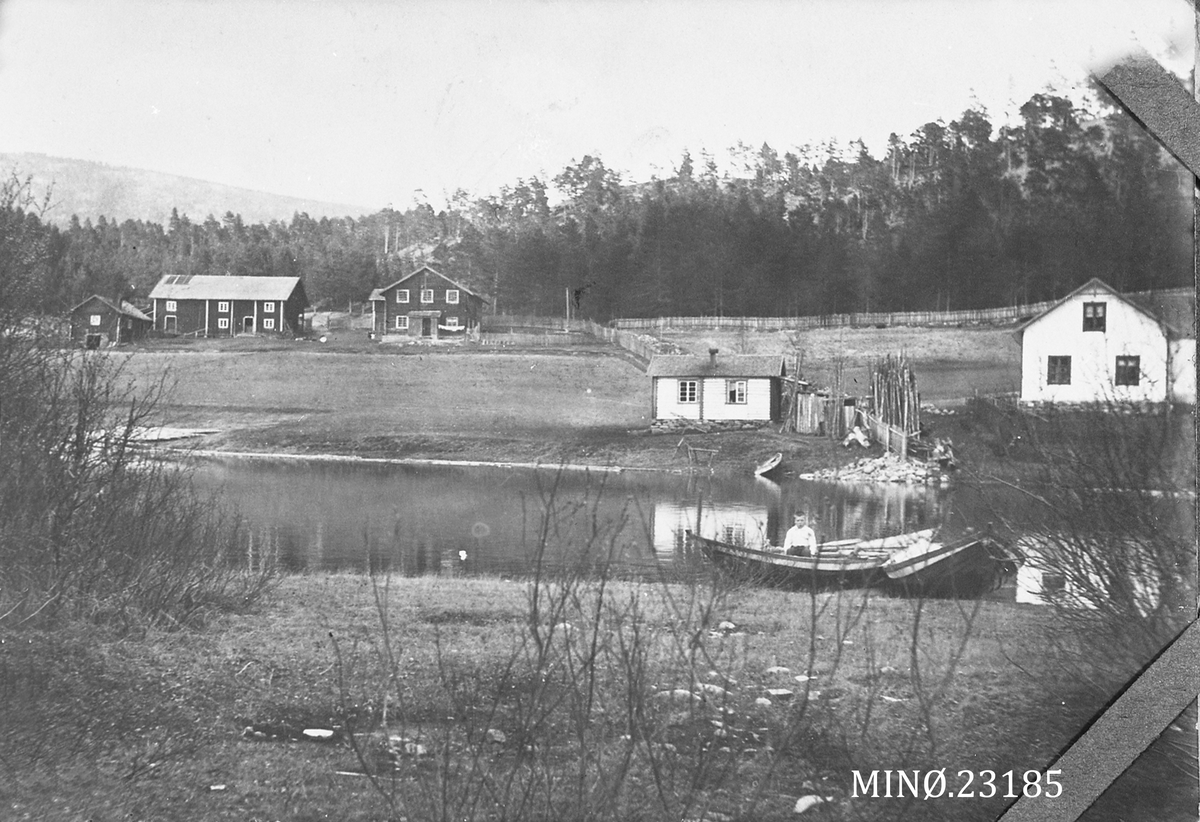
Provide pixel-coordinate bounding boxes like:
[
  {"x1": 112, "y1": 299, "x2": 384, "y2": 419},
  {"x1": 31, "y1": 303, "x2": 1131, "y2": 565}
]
[
  {"x1": 652, "y1": 501, "x2": 774, "y2": 558},
  {"x1": 1013, "y1": 535, "x2": 1163, "y2": 614}
]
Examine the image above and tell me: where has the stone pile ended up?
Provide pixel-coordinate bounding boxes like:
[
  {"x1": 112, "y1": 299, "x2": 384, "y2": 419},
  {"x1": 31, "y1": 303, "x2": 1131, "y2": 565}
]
[{"x1": 799, "y1": 453, "x2": 948, "y2": 485}]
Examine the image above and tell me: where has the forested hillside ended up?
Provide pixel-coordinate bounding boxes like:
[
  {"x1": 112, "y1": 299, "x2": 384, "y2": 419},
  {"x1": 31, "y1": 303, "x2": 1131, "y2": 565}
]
[{"x1": 6, "y1": 89, "x2": 1192, "y2": 320}]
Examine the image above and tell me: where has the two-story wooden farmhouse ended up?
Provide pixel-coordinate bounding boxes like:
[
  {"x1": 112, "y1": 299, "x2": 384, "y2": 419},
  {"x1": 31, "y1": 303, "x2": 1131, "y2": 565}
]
[
  {"x1": 368, "y1": 266, "x2": 486, "y2": 341},
  {"x1": 147, "y1": 274, "x2": 308, "y2": 337},
  {"x1": 68, "y1": 295, "x2": 153, "y2": 348},
  {"x1": 648, "y1": 351, "x2": 786, "y2": 422},
  {"x1": 1015, "y1": 278, "x2": 1195, "y2": 405}
]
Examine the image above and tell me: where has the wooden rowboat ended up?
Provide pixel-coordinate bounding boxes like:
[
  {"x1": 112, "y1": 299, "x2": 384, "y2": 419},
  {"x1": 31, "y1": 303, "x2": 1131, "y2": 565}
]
[
  {"x1": 687, "y1": 528, "x2": 1018, "y2": 598},
  {"x1": 881, "y1": 531, "x2": 1020, "y2": 598},
  {"x1": 686, "y1": 530, "x2": 896, "y2": 590},
  {"x1": 754, "y1": 452, "x2": 783, "y2": 477}
]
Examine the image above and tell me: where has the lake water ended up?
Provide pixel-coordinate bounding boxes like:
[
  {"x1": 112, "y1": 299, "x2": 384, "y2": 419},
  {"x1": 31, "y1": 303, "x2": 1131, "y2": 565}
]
[{"x1": 190, "y1": 455, "x2": 1015, "y2": 581}]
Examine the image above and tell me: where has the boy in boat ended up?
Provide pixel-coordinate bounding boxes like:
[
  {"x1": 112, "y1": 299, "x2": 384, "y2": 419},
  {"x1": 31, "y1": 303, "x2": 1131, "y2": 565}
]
[{"x1": 784, "y1": 514, "x2": 818, "y2": 556}]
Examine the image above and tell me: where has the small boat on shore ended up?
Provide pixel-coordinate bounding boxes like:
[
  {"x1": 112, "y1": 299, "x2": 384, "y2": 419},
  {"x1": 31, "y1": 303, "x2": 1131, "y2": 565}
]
[
  {"x1": 881, "y1": 531, "x2": 1021, "y2": 598},
  {"x1": 685, "y1": 530, "x2": 911, "y2": 590},
  {"x1": 687, "y1": 528, "x2": 1018, "y2": 598},
  {"x1": 754, "y1": 452, "x2": 783, "y2": 477}
]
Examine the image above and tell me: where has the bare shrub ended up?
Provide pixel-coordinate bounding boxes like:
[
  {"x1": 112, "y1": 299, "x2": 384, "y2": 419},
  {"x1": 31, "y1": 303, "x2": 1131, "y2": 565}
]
[
  {"x1": 331, "y1": 473, "x2": 993, "y2": 821},
  {"x1": 0, "y1": 345, "x2": 273, "y2": 630}
]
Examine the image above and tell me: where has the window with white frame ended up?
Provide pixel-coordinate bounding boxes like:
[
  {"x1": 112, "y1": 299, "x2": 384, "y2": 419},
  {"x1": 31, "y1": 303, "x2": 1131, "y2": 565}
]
[
  {"x1": 264, "y1": 302, "x2": 275, "y2": 313},
  {"x1": 396, "y1": 289, "x2": 409, "y2": 303},
  {"x1": 678, "y1": 380, "x2": 698, "y2": 403},
  {"x1": 89, "y1": 314, "x2": 101, "y2": 326},
  {"x1": 165, "y1": 300, "x2": 177, "y2": 312},
  {"x1": 263, "y1": 318, "x2": 275, "y2": 330},
  {"x1": 445, "y1": 316, "x2": 460, "y2": 329},
  {"x1": 722, "y1": 524, "x2": 746, "y2": 545},
  {"x1": 446, "y1": 289, "x2": 460, "y2": 304},
  {"x1": 395, "y1": 316, "x2": 409, "y2": 330},
  {"x1": 218, "y1": 301, "x2": 229, "y2": 313},
  {"x1": 420, "y1": 289, "x2": 434, "y2": 304},
  {"x1": 726, "y1": 379, "x2": 747, "y2": 404},
  {"x1": 217, "y1": 317, "x2": 230, "y2": 330}
]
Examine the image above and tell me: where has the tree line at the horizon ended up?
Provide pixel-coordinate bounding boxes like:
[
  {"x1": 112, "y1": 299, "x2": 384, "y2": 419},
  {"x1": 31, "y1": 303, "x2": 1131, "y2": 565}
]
[{"x1": 4, "y1": 86, "x2": 1193, "y2": 324}]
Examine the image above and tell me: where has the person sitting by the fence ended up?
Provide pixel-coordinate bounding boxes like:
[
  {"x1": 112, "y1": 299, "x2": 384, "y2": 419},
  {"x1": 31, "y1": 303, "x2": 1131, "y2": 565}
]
[
  {"x1": 842, "y1": 425, "x2": 870, "y2": 448},
  {"x1": 784, "y1": 514, "x2": 817, "y2": 557},
  {"x1": 933, "y1": 437, "x2": 957, "y2": 470}
]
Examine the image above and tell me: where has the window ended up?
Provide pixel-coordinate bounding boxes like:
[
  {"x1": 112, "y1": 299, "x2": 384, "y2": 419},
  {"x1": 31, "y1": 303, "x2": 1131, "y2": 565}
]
[
  {"x1": 264, "y1": 302, "x2": 275, "y2": 313},
  {"x1": 218, "y1": 301, "x2": 229, "y2": 313},
  {"x1": 165, "y1": 300, "x2": 177, "y2": 312},
  {"x1": 395, "y1": 316, "x2": 409, "y2": 330},
  {"x1": 396, "y1": 289, "x2": 410, "y2": 303},
  {"x1": 89, "y1": 314, "x2": 102, "y2": 327},
  {"x1": 1115, "y1": 355, "x2": 1140, "y2": 386},
  {"x1": 1083, "y1": 302, "x2": 1106, "y2": 332},
  {"x1": 444, "y1": 316, "x2": 460, "y2": 329},
  {"x1": 446, "y1": 289, "x2": 460, "y2": 304},
  {"x1": 263, "y1": 318, "x2": 275, "y2": 330},
  {"x1": 1047, "y1": 356, "x2": 1071, "y2": 385},
  {"x1": 722, "y1": 524, "x2": 746, "y2": 545},
  {"x1": 420, "y1": 289, "x2": 434, "y2": 304},
  {"x1": 678, "y1": 380, "x2": 698, "y2": 403},
  {"x1": 217, "y1": 317, "x2": 229, "y2": 330},
  {"x1": 726, "y1": 379, "x2": 747, "y2": 404}
]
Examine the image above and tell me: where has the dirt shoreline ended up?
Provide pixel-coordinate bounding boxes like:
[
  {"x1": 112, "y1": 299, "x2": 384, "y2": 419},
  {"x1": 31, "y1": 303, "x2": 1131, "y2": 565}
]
[{"x1": 156, "y1": 423, "x2": 884, "y2": 480}]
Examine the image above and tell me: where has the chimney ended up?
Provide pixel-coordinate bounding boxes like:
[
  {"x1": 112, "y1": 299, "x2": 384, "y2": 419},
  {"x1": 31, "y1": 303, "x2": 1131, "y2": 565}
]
[{"x1": 708, "y1": 347, "x2": 719, "y2": 366}]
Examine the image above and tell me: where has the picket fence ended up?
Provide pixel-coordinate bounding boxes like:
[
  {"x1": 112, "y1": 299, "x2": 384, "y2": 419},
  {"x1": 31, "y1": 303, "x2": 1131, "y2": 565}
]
[{"x1": 610, "y1": 301, "x2": 1058, "y2": 332}]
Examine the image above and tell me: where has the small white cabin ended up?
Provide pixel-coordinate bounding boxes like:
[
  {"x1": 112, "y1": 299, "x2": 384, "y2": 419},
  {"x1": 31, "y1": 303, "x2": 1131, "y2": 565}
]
[
  {"x1": 648, "y1": 351, "x2": 785, "y2": 422},
  {"x1": 1014, "y1": 279, "x2": 1195, "y2": 405}
]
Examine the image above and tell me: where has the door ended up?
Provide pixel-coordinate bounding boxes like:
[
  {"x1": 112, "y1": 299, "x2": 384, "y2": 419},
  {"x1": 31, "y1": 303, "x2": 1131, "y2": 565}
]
[
  {"x1": 163, "y1": 315, "x2": 177, "y2": 334},
  {"x1": 85, "y1": 334, "x2": 101, "y2": 350},
  {"x1": 243, "y1": 316, "x2": 255, "y2": 334},
  {"x1": 421, "y1": 317, "x2": 432, "y2": 337}
]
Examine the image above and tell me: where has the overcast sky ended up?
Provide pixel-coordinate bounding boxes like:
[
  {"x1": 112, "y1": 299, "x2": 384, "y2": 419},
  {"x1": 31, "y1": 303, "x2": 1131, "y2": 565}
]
[{"x1": 0, "y1": 0, "x2": 1191, "y2": 210}]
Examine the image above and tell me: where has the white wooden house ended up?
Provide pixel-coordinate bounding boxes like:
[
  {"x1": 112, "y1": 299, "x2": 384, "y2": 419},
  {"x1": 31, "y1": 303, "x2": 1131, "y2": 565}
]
[
  {"x1": 647, "y1": 351, "x2": 785, "y2": 422},
  {"x1": 1014, "y1": 279, "x2": 1195, "y2": 405}
]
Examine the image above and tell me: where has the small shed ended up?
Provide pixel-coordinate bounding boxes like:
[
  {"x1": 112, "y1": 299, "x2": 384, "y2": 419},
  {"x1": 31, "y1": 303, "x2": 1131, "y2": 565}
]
[
  {"x1": 1014, "y1": 278, "x2": 1195, "y2": 405},
  {"x1": 647, "y1": 350, "x2": 785, "y2": 423},
  {"x1": 69, "y1": 295, "x2": 153, "y2": 348}
]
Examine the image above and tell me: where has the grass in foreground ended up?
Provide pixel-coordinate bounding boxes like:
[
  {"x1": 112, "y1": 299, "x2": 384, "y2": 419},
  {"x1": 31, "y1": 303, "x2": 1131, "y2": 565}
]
[{"x1": 2, "y1": 572, "x2": 1100, "y2": 822}]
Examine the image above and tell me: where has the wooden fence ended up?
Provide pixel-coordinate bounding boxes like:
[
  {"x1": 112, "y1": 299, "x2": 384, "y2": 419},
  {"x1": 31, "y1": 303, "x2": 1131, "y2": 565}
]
[
  {"x1": 794, "y1": 393, "x2": 857, "y2": 439},
  {"x1": 472, "y1": 316, "x2": 675, "y2": 363},
  {"x1": 857, "y1": 409, "x2": 916, "y2": 460},
  {"x1": 610, "y1": 301, "x2": 1059, "y2": 332},
  {"x1": 479, "y1": 331, "x2": 597, "y2": 347},
  {"x1": 577, "y1": 319, "x2": 678, "y2": 363}
]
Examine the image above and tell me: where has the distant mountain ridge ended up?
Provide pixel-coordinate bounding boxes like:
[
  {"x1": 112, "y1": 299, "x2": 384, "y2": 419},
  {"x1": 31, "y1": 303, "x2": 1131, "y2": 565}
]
[{"x1": 0, "y1": 152, "x2": 374, "y2": 226}]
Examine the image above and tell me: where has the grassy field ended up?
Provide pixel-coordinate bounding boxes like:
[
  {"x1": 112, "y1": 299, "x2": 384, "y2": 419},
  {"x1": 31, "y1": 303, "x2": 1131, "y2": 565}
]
[
  {"x1": 5, "y1": 331, "x2": 1192, "y2": 821},
  {"x1": 112, "y1": 326, "x2": 1021, "y2": 472},
  {"x1": 656, "y1": 325, "x2": 1022, "y2": 402},
  {"x1": 3, "y1": 572, "x2": 1093, "y2": 822}
]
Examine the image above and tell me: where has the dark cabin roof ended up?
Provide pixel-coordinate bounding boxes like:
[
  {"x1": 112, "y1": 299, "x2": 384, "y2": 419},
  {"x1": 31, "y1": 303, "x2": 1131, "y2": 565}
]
[
  {"x1": 1013, "y1": 278, "x2": 1195, "y2": 341},
  {"x1": 70, "y1": 295, "x2": 153, "y2": 322},
  {"x1": 371, "y1": 265, "x2": 485, "y2": 300},
  {"x1": 647, "y1": 354, "x2": 786, "y2": 378},
  {"x1": 148, "y1": 274, "x2": 306, "y2": 303}
]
